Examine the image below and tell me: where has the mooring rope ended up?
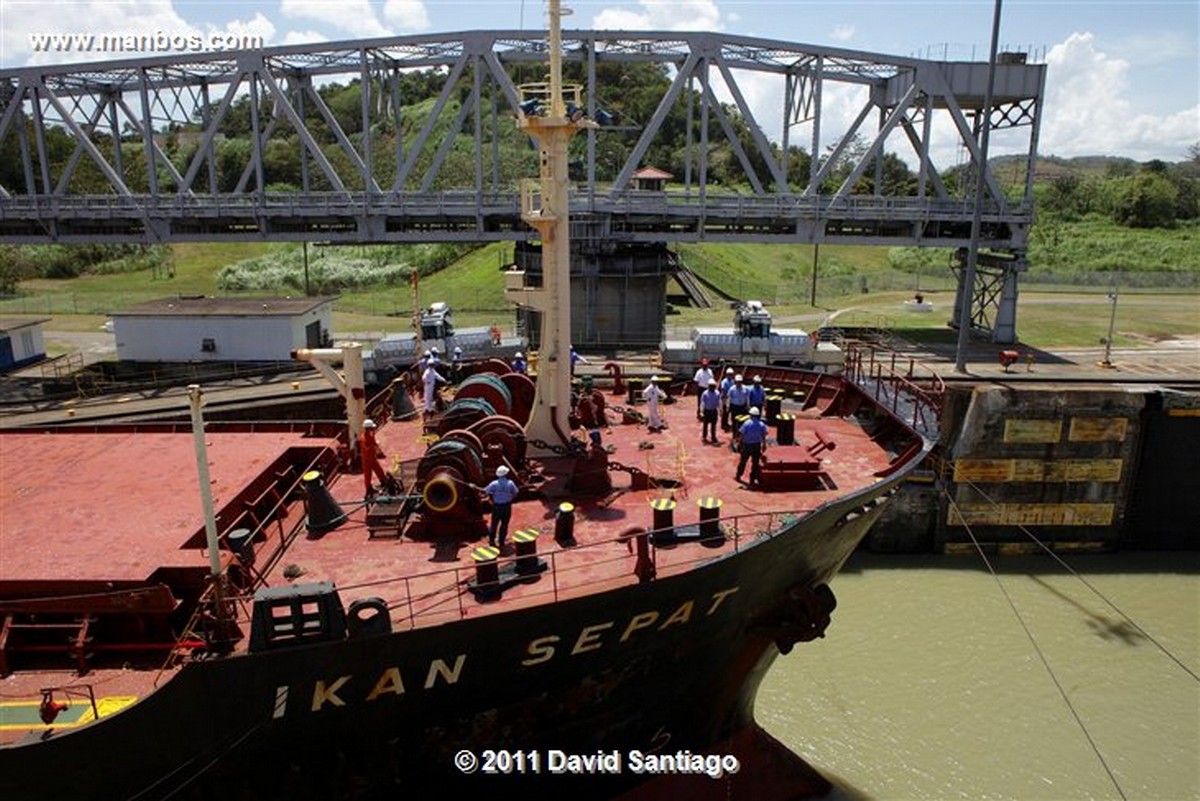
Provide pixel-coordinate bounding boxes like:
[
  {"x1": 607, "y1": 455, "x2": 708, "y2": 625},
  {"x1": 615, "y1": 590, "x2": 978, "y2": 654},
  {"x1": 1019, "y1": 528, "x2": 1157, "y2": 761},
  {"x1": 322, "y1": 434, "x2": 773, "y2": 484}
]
[
  {"x1": 958, "y1": 477, "x2": 1200, "y2": 684},
  {"x1": 944, "y1": 490, "x2": 1129, "y2": 801}
]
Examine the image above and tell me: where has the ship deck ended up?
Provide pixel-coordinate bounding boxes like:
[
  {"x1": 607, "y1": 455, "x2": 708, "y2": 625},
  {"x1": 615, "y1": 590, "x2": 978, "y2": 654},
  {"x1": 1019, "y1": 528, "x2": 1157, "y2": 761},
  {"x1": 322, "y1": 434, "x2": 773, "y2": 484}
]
[{"x1": 0, "y1": 366, "x2": 925, "y2": 744}]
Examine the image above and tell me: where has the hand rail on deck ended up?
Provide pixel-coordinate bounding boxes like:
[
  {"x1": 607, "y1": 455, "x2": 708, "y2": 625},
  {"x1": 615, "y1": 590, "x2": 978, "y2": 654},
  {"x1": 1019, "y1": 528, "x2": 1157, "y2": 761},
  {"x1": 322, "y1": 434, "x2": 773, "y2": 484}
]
[{"x1": 221, "y1": 507, "x2": 844, "y2": 634}]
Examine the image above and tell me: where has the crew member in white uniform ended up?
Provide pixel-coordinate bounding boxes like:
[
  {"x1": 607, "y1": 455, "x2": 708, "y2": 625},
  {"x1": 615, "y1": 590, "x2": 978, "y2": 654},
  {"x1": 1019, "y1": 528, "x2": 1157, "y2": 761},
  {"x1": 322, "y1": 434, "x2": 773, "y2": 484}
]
[
  {"x1": 692, "y1": 358, "x2": 715, "y2": 420},
  {"x1": 642, "y1": 375, "x2": 667, "y2": 432},
  {"x1": 422, "y1": 363, "x2": 443, "y2": 414}
]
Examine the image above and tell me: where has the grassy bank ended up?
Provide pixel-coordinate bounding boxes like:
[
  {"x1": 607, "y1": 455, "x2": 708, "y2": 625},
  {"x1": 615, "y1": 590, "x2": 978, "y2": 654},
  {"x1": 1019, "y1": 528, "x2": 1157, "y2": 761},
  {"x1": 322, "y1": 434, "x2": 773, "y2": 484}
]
[{"x1": 3, "y1": 229, "x2": 1197, "y2": 354}]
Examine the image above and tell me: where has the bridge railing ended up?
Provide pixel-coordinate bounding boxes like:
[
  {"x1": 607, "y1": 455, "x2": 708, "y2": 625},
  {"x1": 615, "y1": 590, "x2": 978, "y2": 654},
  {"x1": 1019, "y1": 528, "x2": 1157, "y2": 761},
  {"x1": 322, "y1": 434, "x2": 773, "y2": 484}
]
[{"x1": 0, "y1": 190, "x2": 1030, "y2": 222}]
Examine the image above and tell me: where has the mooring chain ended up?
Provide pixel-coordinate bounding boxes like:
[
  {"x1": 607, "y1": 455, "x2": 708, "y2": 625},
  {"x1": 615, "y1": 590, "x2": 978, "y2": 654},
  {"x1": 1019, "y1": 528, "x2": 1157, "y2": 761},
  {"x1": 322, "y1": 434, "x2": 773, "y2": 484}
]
[
  {"x1": 527, "y1": 437, "x2": 586, "y2": 457},
  {"x1": 609, "y1": 403, "x2": 646, "y2": 422}
]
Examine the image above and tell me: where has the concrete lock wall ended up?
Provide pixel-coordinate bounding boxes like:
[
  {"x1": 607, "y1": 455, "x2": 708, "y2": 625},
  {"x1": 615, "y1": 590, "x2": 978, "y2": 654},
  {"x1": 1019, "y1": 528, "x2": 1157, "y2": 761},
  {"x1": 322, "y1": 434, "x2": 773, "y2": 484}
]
[{"x1": 868, "y1": 384, "x2": 1164, "y2": 553}]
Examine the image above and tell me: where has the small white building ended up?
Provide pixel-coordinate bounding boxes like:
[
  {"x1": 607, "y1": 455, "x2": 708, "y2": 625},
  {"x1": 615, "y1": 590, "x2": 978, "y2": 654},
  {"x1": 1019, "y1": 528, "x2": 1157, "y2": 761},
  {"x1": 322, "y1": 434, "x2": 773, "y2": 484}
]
[
  {"x1": 0, "y1": 316, "x2": 49, "y2": 373},
  {"x1": 111, "y1": 296, "x2": 335, "y2": 362}
]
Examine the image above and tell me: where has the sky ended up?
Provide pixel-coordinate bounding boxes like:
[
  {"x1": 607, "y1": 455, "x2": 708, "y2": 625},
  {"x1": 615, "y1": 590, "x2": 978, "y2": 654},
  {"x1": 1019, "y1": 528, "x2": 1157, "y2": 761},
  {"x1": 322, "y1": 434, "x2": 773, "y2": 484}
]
[{"x1": 0, "y1": 0, "x2": 1197, "y2": 164}]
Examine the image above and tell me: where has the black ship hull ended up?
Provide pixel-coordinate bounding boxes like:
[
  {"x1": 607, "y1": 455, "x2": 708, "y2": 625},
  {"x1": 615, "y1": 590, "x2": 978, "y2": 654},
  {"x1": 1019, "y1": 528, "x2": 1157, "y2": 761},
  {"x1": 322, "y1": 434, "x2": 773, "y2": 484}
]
[{"x1": 1, "y1": 478, "x2": 902, "y2": 800}]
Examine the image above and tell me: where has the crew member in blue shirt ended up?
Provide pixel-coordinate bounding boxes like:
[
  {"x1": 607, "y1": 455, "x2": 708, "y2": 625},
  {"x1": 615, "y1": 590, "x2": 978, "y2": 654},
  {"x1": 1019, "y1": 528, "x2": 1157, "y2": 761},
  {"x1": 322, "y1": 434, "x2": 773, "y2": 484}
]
[
  {"x1": 512, "y1": 351, "x2": 527, "y2": 374},
  {"x1": 700, "y1": 379, "x2": 721, "y2": 444},
  {"x1": 736, "y1": 407, "x2": 769, "y2": 487},
  {"x1": 747, "y1": 374, "x2": 765, "y2": 410},
  {"x1": 484, "y1": 465, "x2": 519, "y2": 548},
  {"x1": 719, "y1": 367, "x2": 736, "y2": 430},
  {"x1": 727, "y1": 374, "x2": 750, "y2": 427}
]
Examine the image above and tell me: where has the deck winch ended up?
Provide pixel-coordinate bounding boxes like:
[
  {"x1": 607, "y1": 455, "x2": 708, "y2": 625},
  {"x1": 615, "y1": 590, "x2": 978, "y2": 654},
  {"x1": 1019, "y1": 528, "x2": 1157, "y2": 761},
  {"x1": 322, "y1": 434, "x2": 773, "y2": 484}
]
[{"x1": 412, "y1": 364, "x2": 535, "y2": 540}]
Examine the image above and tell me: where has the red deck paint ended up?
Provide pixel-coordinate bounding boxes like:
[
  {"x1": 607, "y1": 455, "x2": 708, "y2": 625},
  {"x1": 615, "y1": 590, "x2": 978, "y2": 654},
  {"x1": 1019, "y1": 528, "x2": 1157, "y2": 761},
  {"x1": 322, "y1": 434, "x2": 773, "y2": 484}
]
[
  {"x1": 0, "y1": 428, "x2": 313, "y2": 584},
  {"x1": 0, "y1": 384, "x2": 899, "y2": 742}
]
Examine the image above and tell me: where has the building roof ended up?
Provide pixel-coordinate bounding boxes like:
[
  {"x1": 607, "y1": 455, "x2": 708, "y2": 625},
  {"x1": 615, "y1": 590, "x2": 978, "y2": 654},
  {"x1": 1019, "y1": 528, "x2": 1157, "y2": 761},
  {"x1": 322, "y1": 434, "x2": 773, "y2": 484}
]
[
  {"x1": 0, "y1": 316, "x2": 51, "y2": 333},
  {"x1": 632, "y1": 166, "x2": 673, "y2": 180},
  {"x1": 111, "y1": 296, "x2": 335, "y2": 318}
]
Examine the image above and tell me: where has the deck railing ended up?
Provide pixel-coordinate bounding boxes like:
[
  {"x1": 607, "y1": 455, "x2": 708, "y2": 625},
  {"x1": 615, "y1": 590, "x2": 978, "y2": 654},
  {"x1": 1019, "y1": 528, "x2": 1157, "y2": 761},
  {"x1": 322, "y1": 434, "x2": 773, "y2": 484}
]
[{"x1": 221, "y1": 506, "x2": 851, "y2": 635}]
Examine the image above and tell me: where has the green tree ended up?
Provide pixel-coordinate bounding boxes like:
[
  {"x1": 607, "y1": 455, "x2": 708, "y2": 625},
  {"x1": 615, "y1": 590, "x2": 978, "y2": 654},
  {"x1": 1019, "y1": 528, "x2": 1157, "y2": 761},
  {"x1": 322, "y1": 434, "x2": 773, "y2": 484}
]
[
  {"x1": 1112, "y1": 171, "x2": 1179, "y2": 228},
  {"x1": 0, "y1": 246, "x2": 33, "y2": 295}
]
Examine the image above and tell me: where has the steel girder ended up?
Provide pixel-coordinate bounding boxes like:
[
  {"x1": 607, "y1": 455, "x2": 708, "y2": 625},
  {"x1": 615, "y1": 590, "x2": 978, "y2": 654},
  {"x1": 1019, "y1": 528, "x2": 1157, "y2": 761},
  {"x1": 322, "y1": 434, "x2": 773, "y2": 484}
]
[{"x1": 0, "y1": 29, "x2": 1045, "y2": 249}]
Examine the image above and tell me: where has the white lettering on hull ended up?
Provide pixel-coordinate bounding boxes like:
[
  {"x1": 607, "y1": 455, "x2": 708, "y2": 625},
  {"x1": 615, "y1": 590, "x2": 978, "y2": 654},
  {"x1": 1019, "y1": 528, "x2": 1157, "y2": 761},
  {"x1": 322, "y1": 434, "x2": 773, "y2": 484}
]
[{"x1": 277, "y1": 586, "x2": 739, "y2": 718}]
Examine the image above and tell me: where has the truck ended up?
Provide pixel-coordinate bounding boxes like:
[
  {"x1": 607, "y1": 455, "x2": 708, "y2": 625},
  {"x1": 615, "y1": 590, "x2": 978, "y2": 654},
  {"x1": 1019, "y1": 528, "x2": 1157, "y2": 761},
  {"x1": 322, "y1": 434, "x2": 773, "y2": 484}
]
[
  {"x1": 661, "y1": 300, "x2": 842, "y2": 372},
  {"x1": 363, "y1": 302, "x2": 525, "y2": 385}
]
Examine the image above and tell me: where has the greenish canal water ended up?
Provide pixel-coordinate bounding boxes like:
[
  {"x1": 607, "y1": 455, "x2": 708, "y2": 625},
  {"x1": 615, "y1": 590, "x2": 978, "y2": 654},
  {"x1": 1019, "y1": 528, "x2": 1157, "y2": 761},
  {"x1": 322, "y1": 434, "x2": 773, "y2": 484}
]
[{"x1": 758, "y1": 552, "x2": 1200, "y2": 800}]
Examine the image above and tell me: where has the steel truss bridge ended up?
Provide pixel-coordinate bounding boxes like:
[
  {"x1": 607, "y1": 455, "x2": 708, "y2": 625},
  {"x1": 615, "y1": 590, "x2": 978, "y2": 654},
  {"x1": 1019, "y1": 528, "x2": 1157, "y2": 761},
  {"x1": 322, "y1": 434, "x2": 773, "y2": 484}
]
[{"x1": 0, "y1": 30, "x2": 1046, "y2": 339}]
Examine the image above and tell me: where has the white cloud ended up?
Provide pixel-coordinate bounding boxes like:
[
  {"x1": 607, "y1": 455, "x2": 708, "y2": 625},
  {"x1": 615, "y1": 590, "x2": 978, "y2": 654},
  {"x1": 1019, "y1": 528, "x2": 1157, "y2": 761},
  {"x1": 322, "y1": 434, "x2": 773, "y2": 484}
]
[
  {"x1": 592, "y1": 0, "x2": 722, "y2": 32},
  {"x1": 282, "y1": 29, "x2": 330, "y2": 46},
  {"x1": 829, "y1": 24, "x2": 855, "y2": 43},
  {"x1": 1039, "y1": 32, "x2": 1200, "y2": 161},
  {"x1": 279, "y1": 0, "x2": 390, "y2": 39},
  {"x1": 209, "y1": 12, "x2": 276, "y2": 48},
  {"x1": 383, "y1": 0, "x2": 430, "y2": 33}
]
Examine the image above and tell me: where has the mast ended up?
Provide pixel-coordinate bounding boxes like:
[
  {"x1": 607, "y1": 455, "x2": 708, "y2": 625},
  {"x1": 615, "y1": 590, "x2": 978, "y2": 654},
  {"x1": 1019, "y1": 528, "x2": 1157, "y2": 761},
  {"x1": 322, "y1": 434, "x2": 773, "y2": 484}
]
[{"x1": 507, "y1": 0, "x2": 593, "y2": 449}]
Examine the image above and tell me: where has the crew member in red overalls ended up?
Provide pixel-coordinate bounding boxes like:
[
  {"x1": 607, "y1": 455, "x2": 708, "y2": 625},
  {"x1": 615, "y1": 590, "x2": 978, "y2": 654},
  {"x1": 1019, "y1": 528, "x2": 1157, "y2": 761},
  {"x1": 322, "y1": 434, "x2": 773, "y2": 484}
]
[{"x1": 359, "y1": 418, "x2": 391, "y2": 496}]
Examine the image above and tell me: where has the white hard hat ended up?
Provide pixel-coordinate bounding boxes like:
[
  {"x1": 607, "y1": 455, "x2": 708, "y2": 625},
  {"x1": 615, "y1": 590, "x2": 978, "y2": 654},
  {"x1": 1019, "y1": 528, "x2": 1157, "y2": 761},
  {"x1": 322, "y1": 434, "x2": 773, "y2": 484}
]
[
  {"x1": 734, "y1": 374, "x2": 744, "y2": 382},
  {"x1": 430, "y1": 346, "x2": 439, "y2": 354},
  {"x1": 496, "y1": 466, "x2": 510, "y2": 477},
  {"x1": 453, "y1": 346, "x2": 462, "y2": 353},
  {"x1": 753, "y1": 375, "x2": 762, "y2": 383},
  {"x1": 515, "y1": 351, "x2": 523, "y2": 358},
  {"x1": 708, "y1": 379, "x2": 717, "y2": 387},
  {"x1": 749, "y1": 407, "x2": 761, "y2": 416},
  {"x1": 650, "y1": 375, "x2": 659, "y2": 382},
  {"x1": 725, "y1": 367, "x2": 734, "y2": 374},
  {"x1": 423, "y1": 349, "x2": 432, "y2": 357},
  {"x1": 363, "y1": 418, "x2": 377, "y2": 429}
]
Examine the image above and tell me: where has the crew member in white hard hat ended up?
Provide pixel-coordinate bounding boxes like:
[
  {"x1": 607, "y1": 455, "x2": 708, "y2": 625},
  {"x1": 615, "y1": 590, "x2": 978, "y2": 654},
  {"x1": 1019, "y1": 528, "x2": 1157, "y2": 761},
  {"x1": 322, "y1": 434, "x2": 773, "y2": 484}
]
[
  {"x1": 735, "y1": 407, "x2": 769, "y2": 488},
  {"x1": 512, "y1": 351, "x2": 527, "y2": 375},
  {"x1": 358, "y1": 418, "x2": 391, "y2": 497},
  {"x1": 450, "y1": 345, "x2": 464, "y2": 383},
  {"x1": 642, "y1": 375, "x2": 667, "y2": 432},
  {"x1": 719, "y1": 367, "x2": 736, "y2": 430},
  {"x1": 422, "y1": 358, "x2": 445, "y2": 415},
  {"x1": 483, "y1": 465, "x2": 519, "y2": 548},
  {"x1": 700, "y1": 378, "x2": 721, "y2": 444},
  {"x1": 747, "y1": 374, "x2": 765, "y2": 409},
  {"x1": 727, "y1": 373, "x2": 750, "y2": 425},
  {"x1": 692, "y1": 358, "x2": 715, "y2": 421}
]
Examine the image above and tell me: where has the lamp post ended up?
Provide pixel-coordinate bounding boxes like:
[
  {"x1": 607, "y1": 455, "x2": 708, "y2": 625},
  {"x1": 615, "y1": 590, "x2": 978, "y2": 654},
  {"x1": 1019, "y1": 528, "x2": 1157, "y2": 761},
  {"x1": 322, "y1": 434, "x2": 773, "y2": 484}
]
[
  {"x1": 1100, "y1": 288, "x2": 1119, "y2": 369},
  {"x1": 810, "y1": 243, "x2": 819, "y2": 306}
]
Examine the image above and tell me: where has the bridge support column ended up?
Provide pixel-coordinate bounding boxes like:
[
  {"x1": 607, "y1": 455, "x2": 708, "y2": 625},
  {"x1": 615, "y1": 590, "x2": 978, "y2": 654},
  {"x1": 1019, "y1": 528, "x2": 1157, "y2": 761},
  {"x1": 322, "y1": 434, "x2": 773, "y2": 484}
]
[{"x1": 951, "y1": 249, "x2": 1026, "y2": 345}]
